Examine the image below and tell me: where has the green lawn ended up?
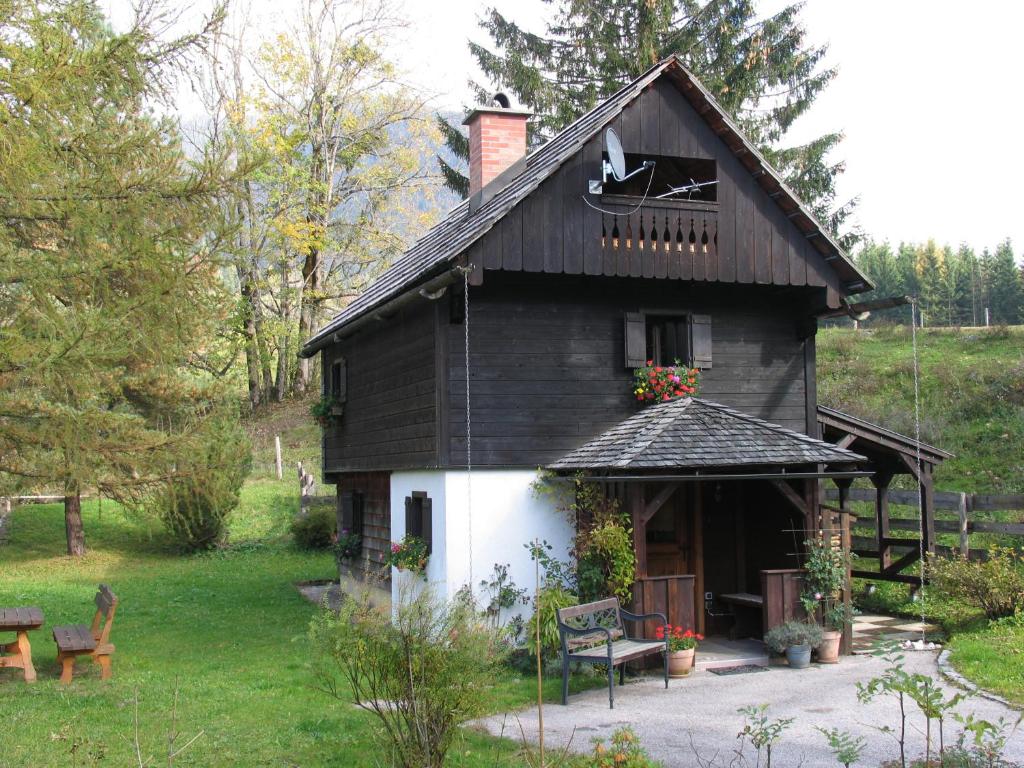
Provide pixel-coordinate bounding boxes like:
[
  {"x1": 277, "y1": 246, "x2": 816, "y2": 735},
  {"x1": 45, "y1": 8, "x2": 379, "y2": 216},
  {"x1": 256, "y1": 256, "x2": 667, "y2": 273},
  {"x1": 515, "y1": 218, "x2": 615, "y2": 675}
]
[{"x1": 0, "y1": 481, "x2": 583, "y2": 767}]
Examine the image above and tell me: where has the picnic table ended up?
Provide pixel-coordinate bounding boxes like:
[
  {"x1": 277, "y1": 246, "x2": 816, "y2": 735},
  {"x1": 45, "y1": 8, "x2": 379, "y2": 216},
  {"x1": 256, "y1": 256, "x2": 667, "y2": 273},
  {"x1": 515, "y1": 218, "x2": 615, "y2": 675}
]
[{"x1": 0, "y1": 606, "x2": 44, "y2": 682}]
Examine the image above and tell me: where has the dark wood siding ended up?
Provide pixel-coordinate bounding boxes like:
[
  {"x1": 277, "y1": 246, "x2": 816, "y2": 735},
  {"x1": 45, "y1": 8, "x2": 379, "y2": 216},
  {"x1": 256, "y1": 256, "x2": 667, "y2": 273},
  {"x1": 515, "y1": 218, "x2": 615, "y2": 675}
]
[
  {"x1": 448, "y1": 272, "x2": 820, "y2": 468},
  {"x1": 466, "y1": 78, "x2": 843, "y2": 297},
  {"x1": 336, "y1": 471, "x2": 390, "y2": 579},
  {"x1": 321, "y1": 302, "x2": 438, "y2": 472}
]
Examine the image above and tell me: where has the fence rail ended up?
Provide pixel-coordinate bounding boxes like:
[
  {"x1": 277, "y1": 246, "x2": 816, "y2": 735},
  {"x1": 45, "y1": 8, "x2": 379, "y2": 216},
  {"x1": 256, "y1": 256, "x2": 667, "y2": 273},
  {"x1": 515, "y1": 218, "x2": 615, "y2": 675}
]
[{"x1": 826, "y1": 487, "x2": 1024, "y2": 560}]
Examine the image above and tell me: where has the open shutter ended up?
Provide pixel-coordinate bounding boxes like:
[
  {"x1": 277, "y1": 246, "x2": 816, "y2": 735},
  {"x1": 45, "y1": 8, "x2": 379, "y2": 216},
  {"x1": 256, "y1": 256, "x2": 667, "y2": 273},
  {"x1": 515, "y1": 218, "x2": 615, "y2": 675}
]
[
  {"x1": 405, "y1": 496, "x2": 416, "y2": 538},
  {"x1": 624, "y1": 312, "x2": 646, "y2": 368},
  {"x1": 339, "y1": 490, "x2": 354, "y2": 533},
  {"x1": 690, "y1": 314, "x2": 712, "y2": 369},
  {"x1": 421, "y1": 497, "x2": 433, "y2": 555},
  {"x1": 351, "y1": 491, "x2": 364, "y2": 537}
]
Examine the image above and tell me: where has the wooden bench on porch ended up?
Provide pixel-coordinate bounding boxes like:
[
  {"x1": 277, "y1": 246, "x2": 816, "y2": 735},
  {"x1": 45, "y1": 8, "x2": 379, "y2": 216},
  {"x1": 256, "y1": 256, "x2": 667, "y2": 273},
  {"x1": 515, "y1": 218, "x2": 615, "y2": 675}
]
[
  {"x1": 720, "y1": 592, "x2": 764, "y2": 639},
  {"x1": 556, "y1": 598, "x2": 668, "y2": 709}
]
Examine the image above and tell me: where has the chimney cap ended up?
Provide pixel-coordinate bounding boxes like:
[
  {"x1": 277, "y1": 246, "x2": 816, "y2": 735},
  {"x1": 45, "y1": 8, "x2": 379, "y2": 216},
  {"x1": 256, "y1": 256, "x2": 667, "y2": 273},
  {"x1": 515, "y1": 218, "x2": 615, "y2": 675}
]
[{"x1": 462, "y1": 92, "x2": 531, "y2": 125}]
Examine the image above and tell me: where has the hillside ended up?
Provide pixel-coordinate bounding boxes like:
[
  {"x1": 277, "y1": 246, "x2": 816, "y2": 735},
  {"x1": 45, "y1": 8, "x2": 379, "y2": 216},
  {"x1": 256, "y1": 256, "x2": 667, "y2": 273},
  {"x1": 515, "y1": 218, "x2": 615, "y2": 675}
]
[{"x1": 818, "y1": 325, "x2": 1024, "y2": 492}]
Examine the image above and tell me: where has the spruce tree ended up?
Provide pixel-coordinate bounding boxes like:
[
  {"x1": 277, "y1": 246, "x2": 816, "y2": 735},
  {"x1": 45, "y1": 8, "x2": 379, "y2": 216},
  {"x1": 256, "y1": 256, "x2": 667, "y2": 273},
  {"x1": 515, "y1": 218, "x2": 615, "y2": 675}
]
[
  {"x1": 984, "y1": 239, "x2": 1023, "y2": 325},
  {"x1": 0, "y1": 0, "x2": 246, "y2": 555},
  {"x1": 439, "y1": 0, "x2": 855, "y2": 243}
]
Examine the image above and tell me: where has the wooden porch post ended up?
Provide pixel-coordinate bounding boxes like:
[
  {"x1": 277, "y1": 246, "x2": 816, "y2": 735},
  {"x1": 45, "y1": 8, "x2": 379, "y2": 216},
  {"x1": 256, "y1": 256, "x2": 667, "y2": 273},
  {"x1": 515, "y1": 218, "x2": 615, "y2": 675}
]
[
  {"x1": 921, "y1": 464, "x2": 936, "y2": 556},
  {"x1": 628, "y1": 484, "x2": 647, "y2": 578},
  {"x1": 871, "y1": 471, "x2": 893, "y2": 570},
  {"x1": 834, "y1": 478, "x2": 854, "y2": 655}
]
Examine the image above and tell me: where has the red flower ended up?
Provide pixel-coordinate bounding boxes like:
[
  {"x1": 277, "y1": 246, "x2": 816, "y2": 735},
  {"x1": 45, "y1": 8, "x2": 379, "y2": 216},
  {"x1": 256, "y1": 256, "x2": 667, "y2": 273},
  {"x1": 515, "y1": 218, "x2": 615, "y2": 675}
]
[
  {"x1": 654, "y1": 366, "x2": 663, "y2": 373},
  {"x1": 662, "y1": 394, "x2": 670, "y2": 401},
  {"x1": 646, "y1": 360, "x2": 653, "y2": 366}
]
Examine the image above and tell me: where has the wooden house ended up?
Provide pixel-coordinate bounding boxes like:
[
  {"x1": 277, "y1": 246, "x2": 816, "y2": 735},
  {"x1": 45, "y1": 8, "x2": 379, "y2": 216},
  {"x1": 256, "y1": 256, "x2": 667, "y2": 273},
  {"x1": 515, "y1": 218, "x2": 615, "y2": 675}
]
[{"x1": 301, "y1": 56, "x2": 947, "y2": 650}]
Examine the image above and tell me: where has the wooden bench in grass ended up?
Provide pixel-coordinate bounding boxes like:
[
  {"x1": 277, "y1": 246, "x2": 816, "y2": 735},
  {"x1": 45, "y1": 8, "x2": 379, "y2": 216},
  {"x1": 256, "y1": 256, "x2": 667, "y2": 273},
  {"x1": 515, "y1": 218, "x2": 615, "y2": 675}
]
[
  {"x1": 53, "y1": 585, "x2": 118, "y2": 683},
  {"x1": 556, "y1": 597, "x2": 668, "y2": 709}
]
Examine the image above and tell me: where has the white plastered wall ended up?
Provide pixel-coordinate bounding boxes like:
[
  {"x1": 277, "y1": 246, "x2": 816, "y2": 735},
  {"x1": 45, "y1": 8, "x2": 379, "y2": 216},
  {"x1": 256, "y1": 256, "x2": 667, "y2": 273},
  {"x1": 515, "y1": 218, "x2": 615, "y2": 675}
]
[{"x1": 389, "y1": 469, "x2": 575, "y2": 622}]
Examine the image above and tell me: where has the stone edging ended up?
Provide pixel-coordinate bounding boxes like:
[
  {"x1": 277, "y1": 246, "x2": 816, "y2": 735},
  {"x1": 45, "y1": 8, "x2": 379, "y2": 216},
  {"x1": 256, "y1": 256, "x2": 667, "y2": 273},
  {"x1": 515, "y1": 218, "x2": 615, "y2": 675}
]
[{"x1": 936, "y1": 649, "x2": 1019, "y2": 711}]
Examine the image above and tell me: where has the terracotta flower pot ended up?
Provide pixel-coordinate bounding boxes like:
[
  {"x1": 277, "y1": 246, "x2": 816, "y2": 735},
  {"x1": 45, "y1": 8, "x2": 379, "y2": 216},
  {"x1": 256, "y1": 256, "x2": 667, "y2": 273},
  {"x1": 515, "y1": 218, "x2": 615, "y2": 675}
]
[
  {"x1": 668, "y1": 648, "x2": 695, "y2": 678},
  {"x1": 816, "y1": 630, "x2": 842, "y2": 664}
]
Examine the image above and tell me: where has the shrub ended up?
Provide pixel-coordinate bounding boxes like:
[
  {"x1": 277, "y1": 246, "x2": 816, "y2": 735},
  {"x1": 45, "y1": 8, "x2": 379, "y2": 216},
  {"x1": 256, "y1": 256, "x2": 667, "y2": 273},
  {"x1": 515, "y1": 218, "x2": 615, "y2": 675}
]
[
  {"x1": 290, "y1": 507, "x2": 336, "y2": 550},
  {"x1": 572, "y1": 727, "x2": 662, "y2": 768},
  {"x1": 526, "y1": 584, "x2": 578, "y2": 660},
  {"x1": 764, "y1": 621, "x2": 823, "y2": 654},
  {"x1": 575, "y1": 492, "x2": 636, "y2": 603},
  {"x1": 802, "y1": 536, "x2": 852, "y2": 631},
  {"x1": 310, "y1": 588, "x2": 503, "y2": 768},
  {"x1": 928, "y1": 548, "x2": 1024, "y2": 620},
  {"x1": 157, "y1": 412, "x2": 251, "y2": 551}
]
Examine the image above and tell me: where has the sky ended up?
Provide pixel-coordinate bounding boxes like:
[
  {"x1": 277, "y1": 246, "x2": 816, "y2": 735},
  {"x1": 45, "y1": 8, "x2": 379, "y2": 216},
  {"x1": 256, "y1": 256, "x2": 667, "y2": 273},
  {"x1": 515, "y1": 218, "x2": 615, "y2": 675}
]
[{"x1": 108, "y1": 0, "x2": 1024, "y2": 256}]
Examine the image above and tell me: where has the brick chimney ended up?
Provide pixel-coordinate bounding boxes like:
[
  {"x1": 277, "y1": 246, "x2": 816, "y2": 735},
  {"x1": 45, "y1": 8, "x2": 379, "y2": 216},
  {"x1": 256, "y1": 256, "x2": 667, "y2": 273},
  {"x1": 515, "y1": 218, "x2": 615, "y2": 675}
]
[{"x1": 463, "y1": 93, "x2": 530, "y2": 201}]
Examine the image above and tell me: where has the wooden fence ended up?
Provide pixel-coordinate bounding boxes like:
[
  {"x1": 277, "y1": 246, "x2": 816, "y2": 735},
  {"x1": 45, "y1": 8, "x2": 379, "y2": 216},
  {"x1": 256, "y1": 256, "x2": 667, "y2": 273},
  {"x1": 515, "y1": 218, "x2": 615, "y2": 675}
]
[
  {"x1": 297, "y1": 462, "x2": 334, "y2": 517},
  {"x1": 825, "y1": 488, "x2": 1024, "y2": 559}
]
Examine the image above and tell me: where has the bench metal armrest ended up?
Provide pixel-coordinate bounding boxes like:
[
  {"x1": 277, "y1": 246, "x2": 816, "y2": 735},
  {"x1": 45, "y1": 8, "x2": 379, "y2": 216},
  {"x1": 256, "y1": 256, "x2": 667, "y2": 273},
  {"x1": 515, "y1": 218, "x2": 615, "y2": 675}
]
[{"x1": 618, "y1": 609, "x2": 667, "y2": 642}]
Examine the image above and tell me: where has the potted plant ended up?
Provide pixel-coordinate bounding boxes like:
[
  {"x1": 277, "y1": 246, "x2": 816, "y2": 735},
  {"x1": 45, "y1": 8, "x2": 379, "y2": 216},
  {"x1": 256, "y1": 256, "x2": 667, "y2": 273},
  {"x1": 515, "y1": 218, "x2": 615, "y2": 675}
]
[
  {"x1": 333, "y1": 528, "x2": 362, "y2": 564},
  {"x1": 656, "y1": 624, "x2": 703, "y2": 677},
  {"x1": 764, "y1": 621, "x2": 823, "y2": 669},
  {"x1": 632, "y1": 360, "x2": 699, "y2": 404},
  {"x1": 310, "y1": 395, "x2": 342, "y2": 427},
  {"x1": 801, "y1": 537, "x2": 853, "y2": 663},
  {"x1": 385, "y1": 534, "x2": 429, "y2": 577}
]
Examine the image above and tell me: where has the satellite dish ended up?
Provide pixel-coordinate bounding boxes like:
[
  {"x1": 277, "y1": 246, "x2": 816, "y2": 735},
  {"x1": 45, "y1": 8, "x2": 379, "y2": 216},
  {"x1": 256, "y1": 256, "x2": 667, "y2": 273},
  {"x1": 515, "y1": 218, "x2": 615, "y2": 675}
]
[
  {"x1": 589, "y1": 127, "x2": 654, "y2": 193},
  {"x1": 605, "y1": 128, "x2": 627, "y2": 181}
]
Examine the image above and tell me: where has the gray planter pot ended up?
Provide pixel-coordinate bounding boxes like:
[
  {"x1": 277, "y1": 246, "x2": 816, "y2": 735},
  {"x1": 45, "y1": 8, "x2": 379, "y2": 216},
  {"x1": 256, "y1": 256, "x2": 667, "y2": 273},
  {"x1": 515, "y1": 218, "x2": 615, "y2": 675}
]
[{"x1": 786, "y1": 644, "x2": 812, "y2": 669}]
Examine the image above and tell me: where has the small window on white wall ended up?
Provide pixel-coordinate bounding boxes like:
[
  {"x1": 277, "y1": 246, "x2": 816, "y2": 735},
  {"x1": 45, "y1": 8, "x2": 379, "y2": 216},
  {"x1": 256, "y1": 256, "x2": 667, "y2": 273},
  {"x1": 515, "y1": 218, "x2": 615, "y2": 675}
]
[{"x1": 405, "y1": 492, "x2": 433, "y2": 555}]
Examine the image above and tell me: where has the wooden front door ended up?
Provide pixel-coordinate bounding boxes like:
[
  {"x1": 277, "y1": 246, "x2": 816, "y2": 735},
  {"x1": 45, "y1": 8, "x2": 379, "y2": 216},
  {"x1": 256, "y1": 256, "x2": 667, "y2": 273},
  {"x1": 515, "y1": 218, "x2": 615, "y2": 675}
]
[{"x1": 644, "y1": 486, "x2": 693, "y2": 577}]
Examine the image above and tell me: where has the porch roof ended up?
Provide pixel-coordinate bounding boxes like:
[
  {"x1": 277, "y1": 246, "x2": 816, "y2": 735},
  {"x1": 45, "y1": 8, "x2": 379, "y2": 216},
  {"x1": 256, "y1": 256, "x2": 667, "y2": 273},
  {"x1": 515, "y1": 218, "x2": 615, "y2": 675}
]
[{"x1": 547, "y1": 397, "x2": 866, "y2": 472}]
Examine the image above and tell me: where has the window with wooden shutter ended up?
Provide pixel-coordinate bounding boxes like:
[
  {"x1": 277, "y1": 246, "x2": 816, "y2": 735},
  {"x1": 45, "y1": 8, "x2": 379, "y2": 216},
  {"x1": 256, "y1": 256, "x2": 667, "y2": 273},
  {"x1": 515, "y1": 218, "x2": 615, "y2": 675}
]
[
  {"x1": 690, "y1": 314, "x2": 712, "y2": 369},
  {"x1": 405, "y1": 492, "x2": 432, "y2": 555},
  {"x1": 624, "y1": 312, "x2": 647, "y2": 368},
  {"x1": 330, "y1": 358, "x2": 347, "y2": 403},
  {"x1": 339, "y1": 490, "x2": 354, "y2": 532}
]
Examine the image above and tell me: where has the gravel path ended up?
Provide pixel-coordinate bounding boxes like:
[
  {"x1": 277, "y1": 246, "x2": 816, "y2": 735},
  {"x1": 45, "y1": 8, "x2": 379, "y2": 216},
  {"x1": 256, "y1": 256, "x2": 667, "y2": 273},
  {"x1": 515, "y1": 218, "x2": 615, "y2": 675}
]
[{"x1": 481, "y1": 652, "x2": 1023, "y2": 766}]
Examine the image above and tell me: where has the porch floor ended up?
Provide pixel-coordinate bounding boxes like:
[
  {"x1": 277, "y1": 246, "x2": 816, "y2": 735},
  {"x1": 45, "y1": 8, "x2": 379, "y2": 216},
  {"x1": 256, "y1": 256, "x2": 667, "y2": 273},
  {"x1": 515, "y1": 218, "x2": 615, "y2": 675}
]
[{"x1": 694, "y1": 636, "x2": 768, "y2": 671}]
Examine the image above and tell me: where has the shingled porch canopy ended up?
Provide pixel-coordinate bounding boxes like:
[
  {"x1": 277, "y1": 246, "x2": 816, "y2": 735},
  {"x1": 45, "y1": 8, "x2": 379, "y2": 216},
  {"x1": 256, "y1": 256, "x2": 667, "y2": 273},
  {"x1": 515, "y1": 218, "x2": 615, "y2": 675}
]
[{"x1": 548, "y1": 397, "x2": 868, "y2": 648}]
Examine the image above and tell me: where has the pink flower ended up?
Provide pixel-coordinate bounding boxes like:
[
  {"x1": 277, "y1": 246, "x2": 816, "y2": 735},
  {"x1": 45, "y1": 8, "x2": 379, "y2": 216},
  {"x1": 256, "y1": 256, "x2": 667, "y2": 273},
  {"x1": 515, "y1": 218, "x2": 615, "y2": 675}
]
[
  {"x1": 391, "y1": 543, "x2": 401, "y2": 553},
  {"x1": 814, "y1": 592, "x2": 823, "y2": 600}
]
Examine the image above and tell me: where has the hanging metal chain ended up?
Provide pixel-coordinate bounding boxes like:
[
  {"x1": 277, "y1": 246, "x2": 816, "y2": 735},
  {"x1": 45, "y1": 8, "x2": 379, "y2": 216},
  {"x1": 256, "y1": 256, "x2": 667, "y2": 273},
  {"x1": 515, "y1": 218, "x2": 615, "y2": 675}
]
[
  {"x1": 910, "y1": 298, "x2": 927, "y2": 641},
  {"x1": 464, "y1": 270, "x2": 473, "y2": 588}
]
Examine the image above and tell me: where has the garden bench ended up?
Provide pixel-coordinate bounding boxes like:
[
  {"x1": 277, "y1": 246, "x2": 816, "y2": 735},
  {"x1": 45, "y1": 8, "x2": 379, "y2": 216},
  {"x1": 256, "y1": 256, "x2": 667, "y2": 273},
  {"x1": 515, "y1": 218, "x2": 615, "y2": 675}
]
[
  {"x1": 53, "y1": 584, "x2": 118, "y2": 683},
  {"x1": 720, "y1": 592, "x2": 763, "y2": 640},
  {"x1": 556, "y1": 597, "x2": 668, "y2": 709}
]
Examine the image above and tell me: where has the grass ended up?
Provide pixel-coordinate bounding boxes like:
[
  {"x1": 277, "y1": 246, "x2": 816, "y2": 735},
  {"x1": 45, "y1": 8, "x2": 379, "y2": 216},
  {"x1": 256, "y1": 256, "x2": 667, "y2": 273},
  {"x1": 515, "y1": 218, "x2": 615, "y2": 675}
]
[
  {"x1": 818, "y1": 324, "x2": 1024, "y2": 492},
  {"x1": 0, "y1": 480, "x2": 593, "y2": 767}
]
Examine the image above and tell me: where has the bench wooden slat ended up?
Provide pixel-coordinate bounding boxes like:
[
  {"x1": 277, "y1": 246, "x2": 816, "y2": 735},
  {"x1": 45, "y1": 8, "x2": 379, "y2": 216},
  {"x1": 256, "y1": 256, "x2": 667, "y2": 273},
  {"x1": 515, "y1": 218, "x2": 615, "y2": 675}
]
[
  {"x1": 568, "y1": 639, "x2": 664, "y2": 662},
  {"x1": 721, "y1": 592, "x2": 763, "y2": 608},
  {"x1": 53, "y1": 624, "x2": 96, "y2": 653},
  {"x1": 558, "y1": 598, "x2": 619, "y2": 621}
]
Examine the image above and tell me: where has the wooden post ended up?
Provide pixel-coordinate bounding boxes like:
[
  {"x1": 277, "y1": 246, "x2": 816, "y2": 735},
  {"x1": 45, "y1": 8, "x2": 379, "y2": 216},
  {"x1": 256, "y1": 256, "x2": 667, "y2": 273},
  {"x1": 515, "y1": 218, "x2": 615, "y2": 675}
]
[
  {"x1": 958, "y1": 492, "x2": 970, "y2": 556},
  {"x1": 872, "y1": 471, "x2": 893, "y2": 570},
  {"x1": 835, "y1": 478, "x2": 854, "y2": 656},
  {"x1": 693, "y1": 484, "x2": 705, "y2": 636},
  {"x1": 921, "y1": 464, "x2": 936, "y2": 555},
  {"x1": 274, "y1": 435, "x2": 283, "y2": 480},
  {"x1": 629, "y1": 484, "x2": 647, "y2": 578}
]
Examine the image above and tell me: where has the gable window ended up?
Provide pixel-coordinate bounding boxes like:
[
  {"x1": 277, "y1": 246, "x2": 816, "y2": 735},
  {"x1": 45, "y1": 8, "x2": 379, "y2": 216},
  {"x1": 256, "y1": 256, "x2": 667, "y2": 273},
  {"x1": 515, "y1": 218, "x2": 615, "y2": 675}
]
[
  {"x1": 405, "y1": 492, "x2": 433, "y2": 554},
  {"x1": 625, "y1": 312, "x2": 712, "y2": 369},
  {"x1": 602, "y1": 154, "x2": 717, "y2": 203}
]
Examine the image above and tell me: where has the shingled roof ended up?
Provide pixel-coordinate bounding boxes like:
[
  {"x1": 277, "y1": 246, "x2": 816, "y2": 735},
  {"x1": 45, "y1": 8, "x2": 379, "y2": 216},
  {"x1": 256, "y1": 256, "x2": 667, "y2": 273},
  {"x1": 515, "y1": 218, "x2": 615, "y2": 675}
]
[
  {"x1": 302, "y1": 55, "x2": 871, "y2": 355},
  {"x1": 547, "y1": 398, "x2": 866, "y2": 472}
]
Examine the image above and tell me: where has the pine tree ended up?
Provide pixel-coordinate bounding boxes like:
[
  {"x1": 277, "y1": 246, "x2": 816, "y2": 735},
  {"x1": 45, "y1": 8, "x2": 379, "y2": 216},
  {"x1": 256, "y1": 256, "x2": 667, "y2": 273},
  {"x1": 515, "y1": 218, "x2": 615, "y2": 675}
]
[
  {"x1": 439, "y1": 0, "x2": 855, "y2": 243},
  {"x1": 985, "y1": 239, "x2": 1024, "y2": 325},
  {"x1": 0, "y1": 0, "x2": 246, "y2": 555}
]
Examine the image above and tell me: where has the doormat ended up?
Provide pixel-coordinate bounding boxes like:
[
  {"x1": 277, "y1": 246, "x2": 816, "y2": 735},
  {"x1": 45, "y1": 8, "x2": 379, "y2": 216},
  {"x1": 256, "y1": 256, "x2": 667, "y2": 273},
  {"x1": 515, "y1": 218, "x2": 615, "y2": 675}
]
[{"x1": 707, "y1": 664, "x2": 769, "y2": 676}]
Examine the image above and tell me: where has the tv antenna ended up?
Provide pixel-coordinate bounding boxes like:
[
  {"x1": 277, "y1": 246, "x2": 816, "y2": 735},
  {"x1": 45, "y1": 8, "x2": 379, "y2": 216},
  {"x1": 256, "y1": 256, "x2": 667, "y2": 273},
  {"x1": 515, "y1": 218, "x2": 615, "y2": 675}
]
[
  {"x1": 588, "y1": 127, "x2": 655, "y2": 194},
  {"x1": 656, "y1": 178, "x2": 719, "y2": 200}
]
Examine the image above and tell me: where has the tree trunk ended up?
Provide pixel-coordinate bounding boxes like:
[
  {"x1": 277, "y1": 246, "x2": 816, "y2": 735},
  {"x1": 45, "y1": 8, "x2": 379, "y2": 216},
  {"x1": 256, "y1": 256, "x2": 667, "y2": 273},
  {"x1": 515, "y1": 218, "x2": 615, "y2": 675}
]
[{"x1": 64, "y1": 485, "x2": 85, "y2": 556}]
